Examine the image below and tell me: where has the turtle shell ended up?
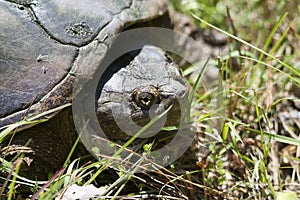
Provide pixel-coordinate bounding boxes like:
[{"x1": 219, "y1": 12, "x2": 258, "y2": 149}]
[{"x1": 0, "y1": 0, "x2": 167, "y2": 126}]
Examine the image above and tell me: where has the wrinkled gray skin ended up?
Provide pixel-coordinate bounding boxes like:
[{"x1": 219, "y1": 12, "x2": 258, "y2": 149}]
[{"x1": 0, "y1": 0, "x2": 225, "y2": 180}]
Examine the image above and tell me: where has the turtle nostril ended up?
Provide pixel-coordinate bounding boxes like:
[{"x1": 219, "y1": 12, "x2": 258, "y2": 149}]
[{"x1": 132, "y1": 85, "x2": 160, "y2": 109}]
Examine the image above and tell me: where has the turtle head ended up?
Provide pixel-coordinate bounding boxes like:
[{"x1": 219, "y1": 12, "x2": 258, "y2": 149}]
[{"x1": 96, "y1": 45, "x2": 189, "y2": 140}]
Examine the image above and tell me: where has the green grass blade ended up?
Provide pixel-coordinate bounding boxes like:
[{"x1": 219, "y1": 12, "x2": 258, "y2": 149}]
[
  {"x1": 0, "y1": 103, "x2": 71, "y2": 142},
  {"x1": 7, "y1": 155, "x2": 24, "y2": 200},
  {"x1": 188, "y1": 57, "x2": 210, "y2": 104},
  {"x1": 259, "y1": 12, "x2": 288, "y2": 60},
  {"x1": 85, "y1": 105, "x2": 173, "y2": 185},
  {"x1": 190, "y1": 13, "x2": 300, "y2": 78},
  {"x1": 238, "y1": 55, "x2": 299, "y2": 84}
]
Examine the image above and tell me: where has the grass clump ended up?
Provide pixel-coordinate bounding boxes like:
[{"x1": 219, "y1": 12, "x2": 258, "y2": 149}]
[{"x1": 172, "y1": 0, "x2": 300, "y2": 199}]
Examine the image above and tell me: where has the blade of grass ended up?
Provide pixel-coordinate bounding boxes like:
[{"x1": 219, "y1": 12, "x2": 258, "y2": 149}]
[
  {"x1": 110, "y1": 156, "x2": 145, "y2": 199},
  {"x1": 228, "y1": 122, "x2": 254, "y2": 164},
  {"x1": 259, "y1": 13, "x2": 288, "y2": 60},
  {"x1": 7, "y1": 155, "x2": 24, "y2": 200},
  {"x1": 268, "y1": 19, "x2": 293, "y2": 56},
  {"x1": 0, "y1": 157, "x2": 47, "y2": 187},
  {"x1": 222, "y1": 122, "x2": 229, "y2": 141},
  {"x1": 31, "y1": 168, "x2": 65, "y2": 200},
  {"x1": 85, "y1": 105, "x2": 173, "y2": 185},
  {"x1": 0, "y1": 103, "x2": 71, "y2": 142},
  {"x1": 247, "y1": 128, "x2": 300, "y2": 146},
  {"x1": 0, "y1": 120, "x2": 47, "y2": 142},
  {"x1": 188, "y1": 57, "x2": 210, "y2": 104},
  {"x1": 63, "y1": 120, "x2": 89, "y2": 168},
  {"x1": 238, "y1": 55, "x2": 299, "y2": 84},
  {"x1": 260, "y1": 161, "x2": 277, "y2": 199},
  {"x1": 251, "y1": 13, "x2": 289, "y2": 86},
  {"x1": 216, "y1": 56, "x2": 225, "y2": 131},
  {"x1": 190, "y1": 13, "x2": 300, "y2": 80},
  {"x1": 254, "y1": 92, "x2": 269, "y2": 164}
]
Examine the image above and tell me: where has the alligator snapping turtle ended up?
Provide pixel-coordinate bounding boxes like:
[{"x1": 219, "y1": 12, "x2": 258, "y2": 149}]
[{"x1": 0, "y1": 0, "x2": 222, "y2": 180}]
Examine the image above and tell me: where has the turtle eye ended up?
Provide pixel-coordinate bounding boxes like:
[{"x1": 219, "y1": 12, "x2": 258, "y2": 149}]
[
  {"x1": 138, "y1": 93, "x2": 155, "y2": 108},
  {"x1": 132, "y1": 85, "x2": 160, "y2": 109}
]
